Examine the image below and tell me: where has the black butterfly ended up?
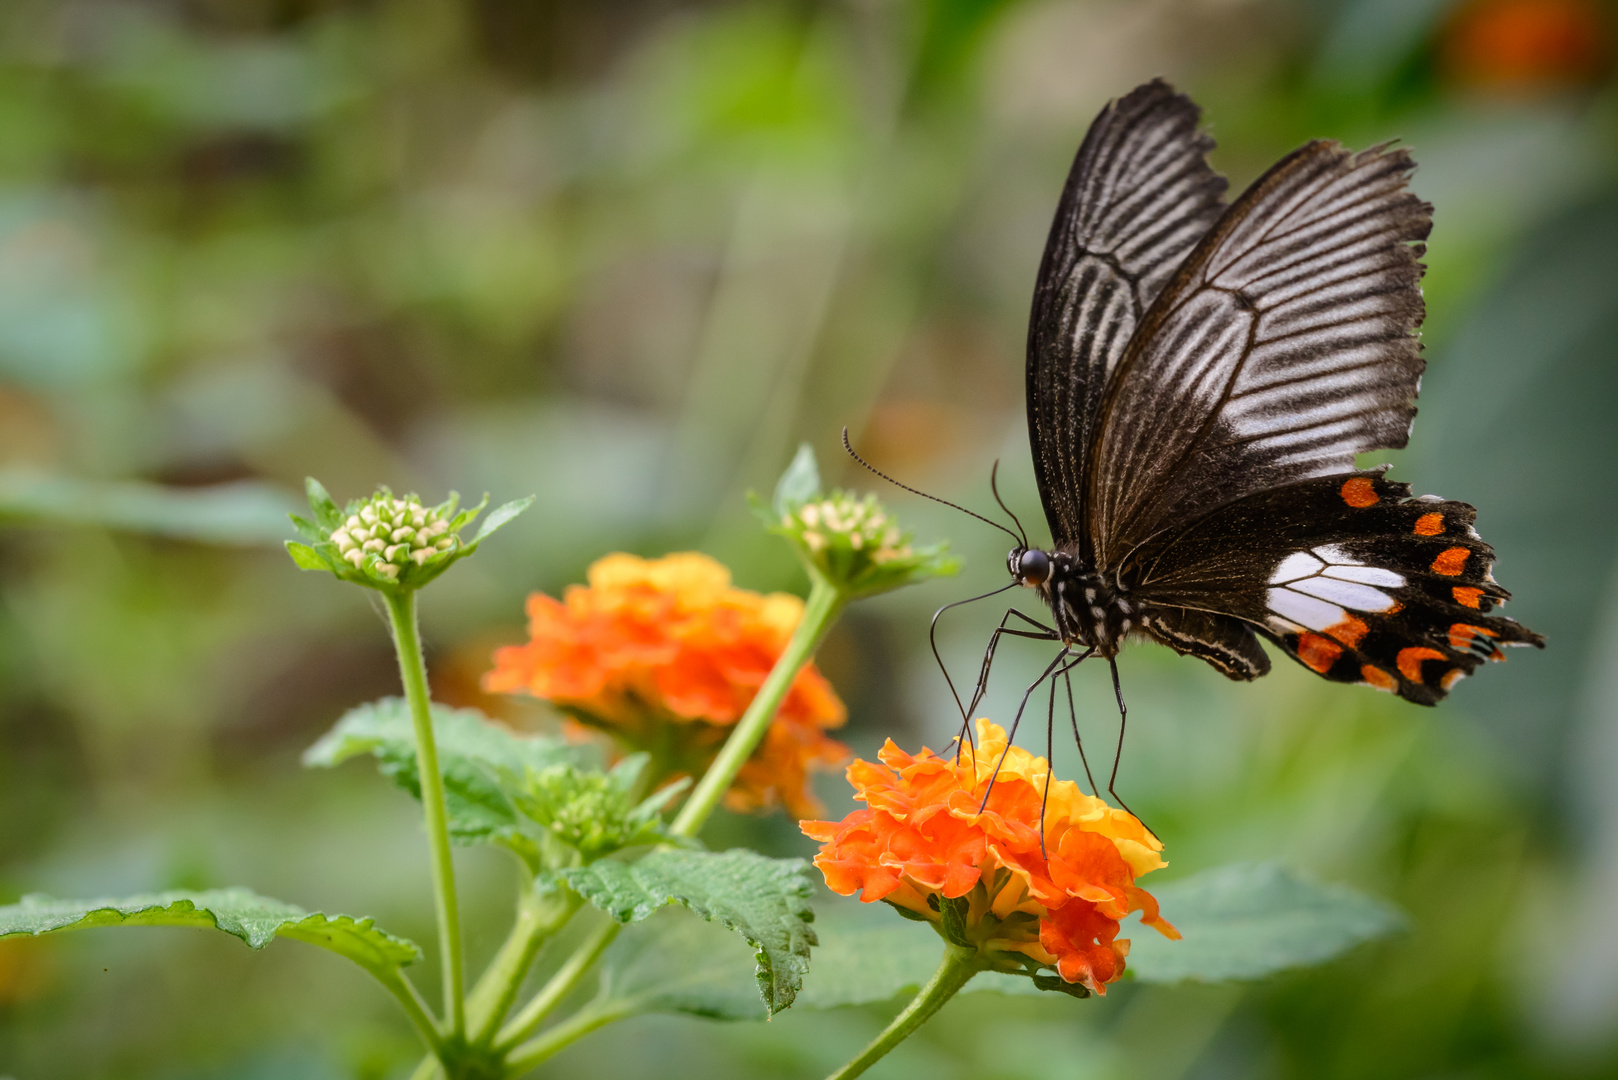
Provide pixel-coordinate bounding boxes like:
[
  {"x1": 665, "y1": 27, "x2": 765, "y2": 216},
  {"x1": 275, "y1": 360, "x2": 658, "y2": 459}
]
[{"x1": 895, "y1": 79, "x2": 1544, "y2": 806}]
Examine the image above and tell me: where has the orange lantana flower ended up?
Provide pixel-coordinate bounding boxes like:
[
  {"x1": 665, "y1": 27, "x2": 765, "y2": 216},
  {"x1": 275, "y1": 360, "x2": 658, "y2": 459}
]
[
  {"x1": 484, "y1": 552, "x2": 847, "y2": 817},
  {"x1": 801, "y1": 720, "x2": 1178, "y2": 995}
]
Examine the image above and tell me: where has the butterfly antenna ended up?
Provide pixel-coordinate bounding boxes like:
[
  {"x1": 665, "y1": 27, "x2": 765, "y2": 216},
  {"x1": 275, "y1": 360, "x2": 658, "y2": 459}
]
[
  {"x1": 842, "y1": 427, "x2": 1024, "y2": 547},
  {"x1": 989, "y1": 460, "x2": 1029, "y2": 549}
]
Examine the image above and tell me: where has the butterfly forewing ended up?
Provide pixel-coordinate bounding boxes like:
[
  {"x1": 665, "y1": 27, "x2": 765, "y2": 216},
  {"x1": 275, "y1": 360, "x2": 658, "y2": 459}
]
[
  {"x1": 1087, "y1": 140, "x2": 1430, "y2": 567},
  {"x1": 1026, "y1": 79, "x2": 1227, "y2": 553}
]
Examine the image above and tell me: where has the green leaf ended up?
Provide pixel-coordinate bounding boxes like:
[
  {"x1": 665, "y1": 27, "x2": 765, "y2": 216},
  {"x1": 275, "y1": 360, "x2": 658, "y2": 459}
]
[
  {"x1": 304, "y1": 477, "x2": 343, "y2": 530},
  {"x1": 561, "y1": 849, "x2": 816, "y2": 1014},
  {"x1": 0, "y1": 888, "x2": 419, "y2": 979},
  {"x1": 1124, "y1": 862, "x2": 1407, "y2": 984},
  {"x1": 304, "y1": 698, "x2": 586, "y2": 865},
  {"x1": 0, "y1": 469, "x2": 295, "y2": 545},
  {"x1": 595, "y1": 909, "x2": 769, "y2": 1021},
  {"x1": 772, "y1": 442, "x2": 821, "y2": 517},
  {"x1": 469, "y1": 495, "x2": 533, "y2": 547},
  {"x1": 285, "y1": 540, "x2": 334, "y2": 571}
]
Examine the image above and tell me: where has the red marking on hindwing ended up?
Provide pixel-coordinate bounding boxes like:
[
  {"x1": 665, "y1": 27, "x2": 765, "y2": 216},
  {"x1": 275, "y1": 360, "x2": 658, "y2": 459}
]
[
  {"x1": 1453, "y1": 586, "x2": 1484, "y2": 608},
  {"x1": 1361, "y1": 665, "x2": 1398, "y2": 692},
  {"x1": 1397, "y1": 647, "x2": 1449, "y2": 682},
  {"x1": 1341, "y1": 477, "x2": 1378, "y2": 508},
  {"x1": 1325, "y1": 616, "x2": 1369, "y2": 648},
  {"x1": 1296, "y1": 633, "x2": 1343, "y2": 674},
  {"x1": 1432, "y1": 547, "x2": 1470, "y2": 576},
  {"x1": 1414, "y1": 513, "x2": 1444, "y2": 536},
  {"x1": 1441, "y1": 669, "x2": 1467, "y2": 691}
]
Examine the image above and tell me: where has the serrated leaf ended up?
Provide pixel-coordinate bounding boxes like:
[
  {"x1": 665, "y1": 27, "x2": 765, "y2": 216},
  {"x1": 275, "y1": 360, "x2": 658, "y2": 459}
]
[
  {"x1": 304, "y1": 698, "x2": 586, "y2": 863},
  {"x1": 1125, "y1": 862, "x2": 1406, "y2": 984},
  {"x1": 0, "y1": 888, "x2": 419, "y2": 979},
  {"x1": 772, "y1": 443, "x2": 821, "y2": 517},
  {"x1": 562, "y1": 849, "x2": 816, "y2": 1014},
  {"x1": 469, "y1": 496, "x2": 533, "y2": 547},
  {"x1": 304, "y1": 477, "x2": 343, "y2": 530}
]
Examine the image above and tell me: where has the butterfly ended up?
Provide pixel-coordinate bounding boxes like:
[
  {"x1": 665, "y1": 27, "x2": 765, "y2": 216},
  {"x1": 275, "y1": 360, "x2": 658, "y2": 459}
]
[
  {"x1": 854, "y1": 78, "x2": 1549, "y2": 810},
  {"x1": 962, "y1": 76, "x2": 1544, "y2": 735}
]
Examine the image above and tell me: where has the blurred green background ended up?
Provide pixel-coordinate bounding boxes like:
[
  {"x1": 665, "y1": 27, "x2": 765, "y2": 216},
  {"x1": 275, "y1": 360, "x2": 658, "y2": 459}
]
[{"x1": 1, "y1": 0, "x2": 1616, "y2": 1076}]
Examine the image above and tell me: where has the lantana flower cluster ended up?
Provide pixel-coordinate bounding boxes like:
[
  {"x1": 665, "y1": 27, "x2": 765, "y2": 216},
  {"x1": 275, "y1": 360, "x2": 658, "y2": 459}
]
[
  {"x1": 485, "y1": 552, "x2": 848, "y2": 817},
  {"x1": 331, "y1": 495, "x2": 456, "y2": 579},
  {"x1": 802, "y1": 720, "x2": 1178, "y2": 994}
]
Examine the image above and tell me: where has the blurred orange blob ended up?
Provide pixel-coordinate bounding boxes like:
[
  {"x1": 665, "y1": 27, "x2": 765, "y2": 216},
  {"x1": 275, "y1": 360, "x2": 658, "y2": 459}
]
[
  {"x1": 485, "y1": 552, "x2": 847, "y2": 817},
  {"x1": 801, "y1": 720, "x2": 1177, "y2": 995},
  {"x1": 1442, "y1": 0, "x2": 1612, "y2": 92}
]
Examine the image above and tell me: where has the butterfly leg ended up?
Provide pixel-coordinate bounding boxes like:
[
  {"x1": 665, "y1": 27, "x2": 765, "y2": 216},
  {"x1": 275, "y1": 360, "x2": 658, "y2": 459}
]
[
  {"x1": 928, "y1": 582, "x2": 1019, "y2": 735},
  {"x1": 1104, "y1": 656, "x2": 1146, "y2": 825},
  {"x1": 980, "y1": 644, "x2": 1074, "y2": 813},
  {"x1": 1065, "y1": 666, "x2": 1101, "y2": 798},
  {"x1": 954, "y1": 608, "x2": 1058, "y2": 760}
]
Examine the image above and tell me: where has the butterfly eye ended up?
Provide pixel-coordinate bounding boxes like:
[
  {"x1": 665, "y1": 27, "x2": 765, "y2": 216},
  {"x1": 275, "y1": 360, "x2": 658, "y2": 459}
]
[{"x1": 1018, "y1": 549, "x2": 1050, "y2": 587}]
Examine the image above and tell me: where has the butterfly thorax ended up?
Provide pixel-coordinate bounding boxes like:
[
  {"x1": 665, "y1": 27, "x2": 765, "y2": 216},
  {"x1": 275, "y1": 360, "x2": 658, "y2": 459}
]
[{"x1": 1030, "y1": 549, "x2": 1136, "y2": 655}]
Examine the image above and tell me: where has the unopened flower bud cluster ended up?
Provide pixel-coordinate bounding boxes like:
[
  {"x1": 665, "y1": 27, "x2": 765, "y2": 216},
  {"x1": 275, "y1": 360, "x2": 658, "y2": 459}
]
[
  {"x1": 331, "y1": 496, "x2": 456, "y2": 580},
  {"x1": 785, "y1": 493, "x2": 913, "y2": 565}
]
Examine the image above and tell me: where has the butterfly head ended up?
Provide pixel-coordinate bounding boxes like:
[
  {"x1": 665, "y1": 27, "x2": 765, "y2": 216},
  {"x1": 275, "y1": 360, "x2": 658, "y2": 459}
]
[{"x1": 1008, "y1": 547, "x2": 1051, "y2": 589}]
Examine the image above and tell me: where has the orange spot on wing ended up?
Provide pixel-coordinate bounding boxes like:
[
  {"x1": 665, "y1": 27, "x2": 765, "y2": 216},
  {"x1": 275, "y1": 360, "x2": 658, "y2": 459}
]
[
  {"x1": 1325, "y1": 616, "x2": 1369, "y2": 648},
  {"x1": 1361, "y1": 665, "x2": 1398, "y2": 692},
  {"x1": 1431, "y1": 547, "x2": 1471, "y2": 576},
  {"x1": 1296, "y1": 632, "x2": 1343, "y2": 674},
  {"x1": 1341, "y1": 477, "x2": 1379, "y2": 508},
  {"x1": 1453, "y1": 586, "x2": 1484, "y2": 608},
  {"x1": 1414, "y1": 513, "x2": 1444, "y2": 536},
  {"x1": 1440, "y1": 669, "x2": 1468, "y2": 692},
  {"x1": 1397, "y1": 646, "x2": 1449, "y2": 682}
]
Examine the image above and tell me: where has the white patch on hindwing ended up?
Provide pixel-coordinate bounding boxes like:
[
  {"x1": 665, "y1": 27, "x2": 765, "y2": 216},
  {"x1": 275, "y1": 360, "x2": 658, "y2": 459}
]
[{"x1": 1265, "y1": 543, "x2": 1406, "y2": 635}]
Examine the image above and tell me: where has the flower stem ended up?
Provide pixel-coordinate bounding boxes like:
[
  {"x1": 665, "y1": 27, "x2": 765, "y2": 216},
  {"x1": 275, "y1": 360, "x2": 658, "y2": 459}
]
[
  {"x1": 825, "y1": 944, "x2": 982, "y2": 1080},
  {"x1": 494, "y1": 915, "x2": 621, "y2": 1052},
  {"x1": 671, "y1": 574, "x2": 844, "y2": 838},
  {"x1": 467, "y1": 885, "x2": 583, "y2": 1046},
  {"x1": 384, "y1": 589, "x2": 466, "y2": 1039},
  {"x1": 500, "y1": 998, "x2": 634, "y2": 1077}
]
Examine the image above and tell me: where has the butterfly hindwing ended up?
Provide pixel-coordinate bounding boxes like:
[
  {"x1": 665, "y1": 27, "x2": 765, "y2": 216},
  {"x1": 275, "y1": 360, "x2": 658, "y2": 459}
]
[
  {"x1": 1130, "y1": 472, "x2": 1543, "y2": 704},
  {"x1": 1087, "y1": 140, "x2": 1431, "y2": 567},
  {"x1": 1027, "y1": 79, "x2": 1227, "y2": 553}
]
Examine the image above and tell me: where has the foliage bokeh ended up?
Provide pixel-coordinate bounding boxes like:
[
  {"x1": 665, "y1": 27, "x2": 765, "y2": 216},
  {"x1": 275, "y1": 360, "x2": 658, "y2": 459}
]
[{"x1": 0, "y1": 0, "x2": 1615, "y2": 1076}]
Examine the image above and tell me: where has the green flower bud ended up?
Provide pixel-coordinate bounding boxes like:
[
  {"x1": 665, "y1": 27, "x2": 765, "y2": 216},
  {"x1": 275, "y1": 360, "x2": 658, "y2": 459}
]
[
  {"x1": 512, "y1": 756, "x2": 685, "y2": 863},
  {"x1": 759, "y1": 445, "x2": 959, "y2": 600},
  {"x1": 286, "y1": 478, "x2": 532, "y2": 592}
]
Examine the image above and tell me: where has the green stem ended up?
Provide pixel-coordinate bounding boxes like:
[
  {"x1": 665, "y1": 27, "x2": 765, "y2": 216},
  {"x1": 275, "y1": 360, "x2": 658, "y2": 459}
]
[
  {"x1": 384, "y1": 589, "x2": 466, "y2": 1038},
  {"x1": 671, "y1": 574, "x2": 844, "y2": 838},
  {"x1": 408, "y1": 1057, "x2": 441, "y2": 1080},
  {"x1": 493, "y1": 916, "x2": 621, "y2": 1053},
  {"x1": 502, "y1": 1000, "x2": 633, "y2": 1077},
  {"x1": 467, "y1": 886, "x2": 584, "y2": 1046},
  {"x1": 825, "y1": 944, "x2": 983, "y2": 1080}
]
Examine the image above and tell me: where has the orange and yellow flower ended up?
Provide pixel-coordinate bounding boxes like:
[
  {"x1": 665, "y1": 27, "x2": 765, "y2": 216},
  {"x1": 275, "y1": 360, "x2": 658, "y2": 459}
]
[
  {"x1": 485, "y1": 552, "x2": 848, "y2": 817},
  {"x1": 801, "y1": 720, "x2": 1177, "y2": 995}
]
